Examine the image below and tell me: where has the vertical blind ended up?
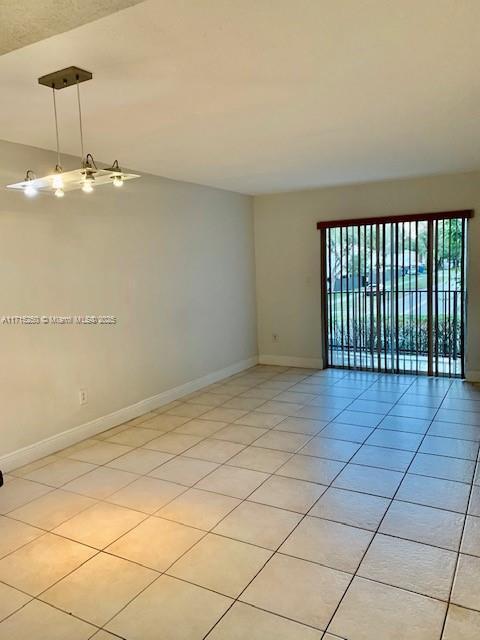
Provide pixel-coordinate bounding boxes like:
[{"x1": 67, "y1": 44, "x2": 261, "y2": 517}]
[{"x1": 318, "y1": 211, "x2": 472, "y2": 377}]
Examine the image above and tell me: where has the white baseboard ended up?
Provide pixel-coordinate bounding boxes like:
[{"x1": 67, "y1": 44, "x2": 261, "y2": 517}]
[
  {"x1": 466, "y1": 370, "x2": 480, "y2": 382},
  {"x1": 0, "y1": 355, "x2": 258, "y2": 473},
  {"x1": 259, "y1": 354, "x2": 324, "y2": 369}
]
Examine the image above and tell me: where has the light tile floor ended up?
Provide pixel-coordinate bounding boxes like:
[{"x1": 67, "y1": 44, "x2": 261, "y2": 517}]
[{"x1": 1, "y1": 365, "x2": 480, "y2": 639}]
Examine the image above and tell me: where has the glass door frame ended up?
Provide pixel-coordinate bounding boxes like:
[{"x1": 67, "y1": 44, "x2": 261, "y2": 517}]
[{"x1": 318, "y1": 210, "x2": 473, "y2": 378}]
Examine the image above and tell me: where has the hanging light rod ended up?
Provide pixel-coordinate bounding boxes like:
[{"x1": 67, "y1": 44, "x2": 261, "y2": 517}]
[{"x1": 6, "y1": 65, "x2": 140, "y2": 198}]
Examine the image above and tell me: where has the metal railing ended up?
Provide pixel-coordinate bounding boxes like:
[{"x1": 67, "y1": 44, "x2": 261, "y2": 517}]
[{"x1": 327, "y1": 289, "x2": 462, "y2": 358}]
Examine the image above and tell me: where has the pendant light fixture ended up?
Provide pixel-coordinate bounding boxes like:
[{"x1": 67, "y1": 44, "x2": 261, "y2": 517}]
[{"x1": 6, "y1": 66, "x2": 139, "y2": 197}]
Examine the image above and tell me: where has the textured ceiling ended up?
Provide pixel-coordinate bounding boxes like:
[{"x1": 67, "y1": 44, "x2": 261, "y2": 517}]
[
  {"x1": 0, "y1": 0, "x2": 145, "y2": 54},
  {"x1": 0, "y1": 0, "x2": 479, "y2": 194}
]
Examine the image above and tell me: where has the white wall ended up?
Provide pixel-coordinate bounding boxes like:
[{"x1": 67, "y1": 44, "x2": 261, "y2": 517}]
[
  {"x1": 0, "y1": 140, "x2": 257, "y2": 463},
  {"x1": 254, "y1": 171, "x2": 480, "y2": 378}
]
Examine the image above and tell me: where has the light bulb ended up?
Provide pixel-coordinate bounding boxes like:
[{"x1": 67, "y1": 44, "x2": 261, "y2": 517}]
[
  {"x1": 24, "y1": 184, "x2": 37, "y2": 197},
  {"x1": 113, "y1": 175, "x2": 124, "y2": 187},
  {"x1": 82, "y1": 181, "x2": 94, "y2": 193},
  {"x1": 52, "y1": 174, "x2": 63, "y2": 189},
  {"x1": 54, "y1": 188, "x2": 65, "y2": 198}
]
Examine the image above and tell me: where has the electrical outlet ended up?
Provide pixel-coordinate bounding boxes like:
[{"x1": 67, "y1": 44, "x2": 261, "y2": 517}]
[
  {"x1": 272, "y1": 333, "x2": 280, "y2": 343},
  {"x1": 79, "y1": 388, "x2": 88, "y2": 405}
]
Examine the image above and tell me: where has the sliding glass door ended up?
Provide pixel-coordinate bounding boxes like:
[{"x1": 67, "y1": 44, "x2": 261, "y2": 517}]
[{"x1": 319, "y1": 211, "x2": 472, "y2": 377}]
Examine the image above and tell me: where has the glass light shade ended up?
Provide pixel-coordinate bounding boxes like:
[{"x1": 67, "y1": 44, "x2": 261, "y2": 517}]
[
  {"x1": 6, "y1": 168, "x2": 140, "y2": 195},
  {"x1": 52, "y1": 174, "x2": 64, "y2": 189},
  {"x1": 24, "y1": 184, "x2": 37, "y2": 197}
]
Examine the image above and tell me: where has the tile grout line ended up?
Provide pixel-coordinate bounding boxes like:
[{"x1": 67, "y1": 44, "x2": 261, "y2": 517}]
[
  {"x1": 438, "y1": 430, "x2": 480, "y2": 639},
  {"x1": 7, "y1": 372, "x2": 480, "y2": 493},
  {"x1": 1, "y1": 369, "x2": 291, "y2": 522},
  {"x1": 1, "y1": 370, "x2": 472, "y2": 536},
  {"x1": 1, "y1": 366, "x2": 479, "y2": 637},
  {"x1": 2, "y1": 366, "x2": 341, "y2": 533},
  {"x1": 95, "y1": 368, "x2": 339, "y2": 634},
  {"x1": 81, "y1": 367, "x2": 363, "y2": 637},
  {"x1": 0, "y1": 366, "x2": 303, "y2": 633},
  {"x1": 94, "y1": 366, "x2": 328, "y2": 634},
  {"x1": 199, "y1": 372, "x2": 389, "y2": 638},
  {"x1": 321, "y1": 376, "x2": 454, "y2": 638},
  {"x1": 3, "y1": 378, "x2": 478, "y2": 542}
]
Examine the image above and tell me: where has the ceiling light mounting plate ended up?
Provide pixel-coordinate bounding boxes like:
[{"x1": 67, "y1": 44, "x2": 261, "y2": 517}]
[{"x1": 38, "y1": 66, "x2": 92, "y2": 90}]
